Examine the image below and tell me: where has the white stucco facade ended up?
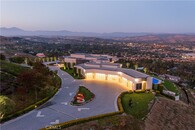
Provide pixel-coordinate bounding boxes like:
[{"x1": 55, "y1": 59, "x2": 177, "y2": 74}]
[{"x1": 64, "y1": 53, "x2": 153, "y2": 91}]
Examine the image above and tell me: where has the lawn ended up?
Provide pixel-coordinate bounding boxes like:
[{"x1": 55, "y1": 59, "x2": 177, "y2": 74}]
[
  {"x1": 60, "y1": 68, "x2": 82, "y2": 79},
  {"x1": 121, "y1": 92, "x2": 154, "y2": 119},
  {"x1": 163, "y1": 80, "x2": 179, "y2": 95},
  {"x1": 72, "y1": 86, "x2": 95, "y2": 105}
]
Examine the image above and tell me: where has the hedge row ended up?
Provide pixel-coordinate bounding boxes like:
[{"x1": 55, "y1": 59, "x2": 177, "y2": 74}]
[
  {"x1": 134, "y1": 90, "x2": 146, "y2": 93},
  {"x1": 40, "y1": 91, "x2": 125, "y2": 130},
  {"x1": 42, "y1": 111, "x2": 122, "y2": 130},
  {"x1": 1, "y1": 81, "x2": 60, "y2": 123}
]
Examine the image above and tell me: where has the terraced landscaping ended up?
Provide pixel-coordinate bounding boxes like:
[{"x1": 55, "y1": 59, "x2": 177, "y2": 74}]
[{"x1": 163, "y1": 80, "x2": 179, "y2": 95}]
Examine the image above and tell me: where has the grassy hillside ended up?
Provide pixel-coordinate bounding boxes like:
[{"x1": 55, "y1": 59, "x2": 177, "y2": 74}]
[
  {"x1": 0, "y1": 60, "x2": 28, "y2": 76},
  {"x1": 0, "y1": 60, "x2": 29, "y2": 95}
]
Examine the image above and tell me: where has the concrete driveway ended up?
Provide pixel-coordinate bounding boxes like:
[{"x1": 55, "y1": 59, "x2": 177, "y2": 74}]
[{"x1": 0, "y1": 66, "x2": 128, "y2": 130}]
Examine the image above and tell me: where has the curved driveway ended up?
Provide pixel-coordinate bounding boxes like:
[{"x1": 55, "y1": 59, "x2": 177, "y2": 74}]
[{"x1": 1, "y1": 66, "x2": 128, "y2": 130}]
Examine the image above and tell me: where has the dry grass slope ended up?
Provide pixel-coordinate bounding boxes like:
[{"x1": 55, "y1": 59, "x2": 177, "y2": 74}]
[{"x1": 145, "y1": 97, "x2": 195, "y2": 130}]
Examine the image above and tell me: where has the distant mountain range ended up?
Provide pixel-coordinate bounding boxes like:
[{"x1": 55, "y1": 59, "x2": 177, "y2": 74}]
[
  {"x1": 1, "y1": 27, "x2": 195, "y2": 43},
  {"x1": 0, "y1": 27, "x2": 153, "y2": 38}
]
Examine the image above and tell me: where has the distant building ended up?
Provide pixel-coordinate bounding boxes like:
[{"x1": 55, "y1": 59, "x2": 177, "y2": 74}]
[
  {"x1": 64, "y1": 53, "x2": 118, "y2": 68},
  {"x1": 182, "y1": 53, "x2": 195, "y2": 60},
  {"x1": 36, "y1": 53, "x2": 45, "y2": 58}
]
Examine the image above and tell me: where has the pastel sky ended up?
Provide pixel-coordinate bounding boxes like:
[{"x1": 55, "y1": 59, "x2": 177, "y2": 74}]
[{"x1": 1, "y1": 0, "x2": 195, "y2": 33}]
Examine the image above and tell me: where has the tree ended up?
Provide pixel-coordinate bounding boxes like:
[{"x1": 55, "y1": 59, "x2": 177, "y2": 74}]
[
  {"x1": 0, "y1": 96, "x2": 15, "y2": 119},
  {"x1": 0, "y1": 54, "x2": 6, "y2": 60},
  {"x1": 144, "y1": 67, "x2": 148, "y2": 73},
  {"x1": 46, "y1": 57, "x2": 50, "y2": 62},
  {"x1": 126, "y1": 62, "x2": 130, "y2": 68},
  {"x1": 17, "y1": 87, "x2": 27, "y2": 101},
  {"x1": 17, "y1": 70, "x2": 37, "y2": 91},
  {"x1": 64, "y1": 63, "x2": 66, "y2": 70},
  {"x1": 53, "y1": 57, "x2": 57, "y2": 61},
  {"x1": 134, "y1": 64, "x2": 138, "y2": 70},
  {"x1": 9, "y1": 57, "x2": 25, "y2": 64},
  {"x1": 50, "y1": 57, "x2": 53, "y2": 61},
  {"x1": 24, "y1": 57, "x2": 28, "y2": 64},
  {"x1": 128, "y1": 98, "x2": 133, "y2": 108}
]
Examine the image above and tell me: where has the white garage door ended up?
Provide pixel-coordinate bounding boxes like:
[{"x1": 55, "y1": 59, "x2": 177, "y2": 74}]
[
  {"x1": 121, "y1": 77, "x2": 128, "y2": 87},
  {"x1": 86, "y1": 73, "x2": 93, "y2": 79},
  {"x1": 107, "y1": 74, "x2": 119, "y2": 82},
  {"x1": 95, "y1": 73, "x2": 106, "y2": 80}
]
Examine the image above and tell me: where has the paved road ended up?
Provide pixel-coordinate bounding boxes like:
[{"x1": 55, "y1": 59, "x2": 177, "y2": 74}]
[{"x1": 0, "y1": 66, "x2": 128, "y2": 130}]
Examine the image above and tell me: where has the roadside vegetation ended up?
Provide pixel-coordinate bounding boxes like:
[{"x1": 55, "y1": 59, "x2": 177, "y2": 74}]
[
  {"x1": 9, "y1": 56, "x2": 25, "y2": 64},
  {"x1": 0, "y1": 60, "x2": 61, "y2": 121},
  {"x1": 61, "y1": 115, "x2": 144, "y2": 130},
  {"x1": 60, "y1": 67, "x2": 83, "y2": 79},
  {"x1": 0, "y1": 60, "x2": 28, "y2": 76}
]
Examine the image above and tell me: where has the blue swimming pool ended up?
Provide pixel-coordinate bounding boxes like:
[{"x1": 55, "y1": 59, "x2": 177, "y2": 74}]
[{"x1": 152, "y1": 78, "x2": 160, "y2": 84}]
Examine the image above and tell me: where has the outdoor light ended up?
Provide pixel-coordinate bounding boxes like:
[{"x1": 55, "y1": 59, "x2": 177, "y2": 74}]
[
  {"x1": 135, "y1": 78, "x2": 139, "y2": 82},
  {"x1": 118, "y1": 72, "x2": 122, "y2": 75}
]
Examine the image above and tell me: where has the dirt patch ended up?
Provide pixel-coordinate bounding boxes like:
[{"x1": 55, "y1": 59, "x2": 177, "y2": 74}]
[{"x1": 145, "y1": 97, "x2": 195, "y2": 130}]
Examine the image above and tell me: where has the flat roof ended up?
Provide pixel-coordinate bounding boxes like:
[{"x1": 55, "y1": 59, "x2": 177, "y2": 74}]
[
  {"x1": 85, "y1": 62, "x2": 120, "y2": 66},
  {"x1": 75, "y1": 63, "x2": 149, "y2": 78}
]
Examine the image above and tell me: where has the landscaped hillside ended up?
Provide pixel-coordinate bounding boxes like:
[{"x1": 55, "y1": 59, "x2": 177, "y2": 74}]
[
  {"x1": 0, "y1": 61, "x2": 61, "y2": 121},
  {"x1": 0, "y1": 60, "x2": 28, "y2": 95}
]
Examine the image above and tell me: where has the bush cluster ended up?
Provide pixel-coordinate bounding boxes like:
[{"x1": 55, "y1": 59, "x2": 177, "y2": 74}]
[
  {"x1": 0, "y1": 86, "x2": 59, "y2": 123},
  {"x1": 134, "y1": 90, "x2": 146, "y2": 93}
]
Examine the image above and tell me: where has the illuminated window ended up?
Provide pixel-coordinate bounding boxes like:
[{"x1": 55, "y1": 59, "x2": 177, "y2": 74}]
[
  {"x1": 86, "y1": 73, "x2": 93, "y2": 79},
  {"x1": 95, "y1": 73, "x2": 106, "y2": 80},
  {"x1": 107, "y1": 74, "x2": 119, "y2": 82},
  {"x1": 121, "y1": 77, "x2": 128, "y2": 86}
]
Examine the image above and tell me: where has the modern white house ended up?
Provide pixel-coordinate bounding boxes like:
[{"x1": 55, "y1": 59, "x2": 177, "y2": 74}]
[
  {"x1": 64, "y1": 53, "x2": 153, "y2": 91},
  {"x1": 64, "y1": 53, "x2": 118, "y2": 68}
]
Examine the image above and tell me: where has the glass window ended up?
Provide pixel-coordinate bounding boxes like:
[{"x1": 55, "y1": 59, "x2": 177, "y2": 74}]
[{"x1": 136, "y1": 83, "x2": 142, "y2": 90}]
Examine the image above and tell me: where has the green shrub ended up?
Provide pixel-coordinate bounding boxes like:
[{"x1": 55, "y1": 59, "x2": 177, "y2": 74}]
[
  {"x1": 0, "y1": 54, "x2": 6, "y2": 60},
  {"x1": 9, "y1": 57, "x2": 25, "y2": 64},
  {"x1": 134, "y1": 90, "x2": 146, "y2": 93},
  {"x1": 1, "y1": 87, "x2": 60, "y2": 123},
  {"x1": 155, "y1": 90, "x2": 160, "y2": 96},
  {"x1": 157, "y1": 84, "x2": 164, "y2": 92}
]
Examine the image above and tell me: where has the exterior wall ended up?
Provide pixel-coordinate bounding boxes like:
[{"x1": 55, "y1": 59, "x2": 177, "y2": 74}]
[
  {"x1": 70, "y1": 54, "x2": 86, "y2": 59},
  {"x1": 64, "y1": 58, "x2": 76, "y2": 63},
  {"x1": 146, "y1": 77, "x2": 153, "y2": 89},
  {"x1": 79, "y1": 68, "x2": 152, "y2": 91}
]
